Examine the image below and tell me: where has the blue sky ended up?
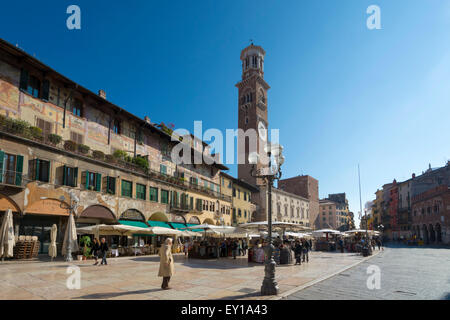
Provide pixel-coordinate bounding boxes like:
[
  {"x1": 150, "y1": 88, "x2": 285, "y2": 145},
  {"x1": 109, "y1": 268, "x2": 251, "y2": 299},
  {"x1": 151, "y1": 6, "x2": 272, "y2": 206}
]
[{"x1": 1, "y1": 0, "x2": 450, "y2": 227}]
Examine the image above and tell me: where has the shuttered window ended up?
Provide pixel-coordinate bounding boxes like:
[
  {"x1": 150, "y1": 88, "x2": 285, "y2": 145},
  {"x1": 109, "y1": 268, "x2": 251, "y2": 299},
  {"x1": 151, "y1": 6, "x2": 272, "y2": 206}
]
[
  {"x1": 196, "y1": 199, "x2": 203, "y2": 211},
  {"x1": 136, "y1": 183, "x2": 146, "y2": 200},
  {"x1": 71, "y1": 98, "x2": 83, "y2": 117},
  {"x1": 36, "y1": 118, "x2": 53, "y2": 137},
  {"x1": 27, "y1": 76, "x2": 40, "y2": 98},
  {"x1": 161, "y1": 189, "x2": 169, "y2": 204},
  {"x1": 83, "y1": 171, "x2": 101, "y2": 191},
  {"x1": 63, "y1": 166, "x2": 78, "y2": 187},
  {"x1": 29, "y1": 159, "x2": 50, "y2": 183},
  {"x1": 160, "y1": 164, "x2": 167, "y2": 175},
  {"x1": 121, "y1": 180, "x2": 132, "y2": 198},
  {"x1": 0, "y1": 150, "x2": 4, "y2": 183},
  {"x1": 41, "y1": 80, "x2": 50, "y2": 101},
  {"x1": 70, "y1": 131, "x2": 84, "y2": 144},
  {"x1": 149, "y1": 187, "x2": 158, "y2": 202},
  {"x1": 106, "y1": 176, "x2": 116, "y2": 195}
]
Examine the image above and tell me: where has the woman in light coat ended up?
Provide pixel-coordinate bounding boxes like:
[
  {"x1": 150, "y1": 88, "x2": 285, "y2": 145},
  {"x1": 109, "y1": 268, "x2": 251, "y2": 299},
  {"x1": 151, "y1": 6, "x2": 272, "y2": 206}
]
[{"x1": 158, "y1": 238, "x2": 174, "y2": 290}]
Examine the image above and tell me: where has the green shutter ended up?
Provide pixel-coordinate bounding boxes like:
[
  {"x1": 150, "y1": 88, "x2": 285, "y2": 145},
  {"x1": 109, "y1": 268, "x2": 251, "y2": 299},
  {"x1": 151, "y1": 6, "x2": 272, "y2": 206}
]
[
  {"x1": 63, "y1": 165, "x2": 67, "y2": 185},
  {"x1": 19, "y1": 69, "x2": 29, "y2": 91},
  {"x1": 96, "y1": 173, "x2": 101, "y2": 192},
  {"x1": 47, "y1": 161, "x2": 51, "y2": 183},
  {"x1": 15, "y1": 155, "x2": 24, "y2": 186},
  {"x1": 35, "y1": 159, "x2": 40, "y2": 181},
  {"x1": 42, "y1": 80, "x2": 50, "y2": 101},
  {"x1": 74, "y1": 168, "x2": 78, "y2": 186},
  {"x1": 85, "y1": 170, "x2": 89, "y2": 189},
  {"x1": 0, "y1": 150, "x2": 4, "y2": 183}
]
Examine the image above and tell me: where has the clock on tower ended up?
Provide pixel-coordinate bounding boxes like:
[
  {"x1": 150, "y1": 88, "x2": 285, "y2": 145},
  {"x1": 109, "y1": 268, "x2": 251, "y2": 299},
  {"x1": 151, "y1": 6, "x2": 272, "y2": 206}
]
[{"x1": 236, "y1": 43, "x2": 270, "y2": 186}]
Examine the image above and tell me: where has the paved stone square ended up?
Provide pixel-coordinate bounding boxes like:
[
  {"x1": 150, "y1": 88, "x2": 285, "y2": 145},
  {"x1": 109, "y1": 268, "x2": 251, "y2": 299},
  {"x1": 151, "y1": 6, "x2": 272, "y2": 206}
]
[
  {"x1": 0, "y1": 250, "x2": 377, "y2": 300},
  {"x1": 286, "y1": 245, "x2": 450, "y2": 300}
]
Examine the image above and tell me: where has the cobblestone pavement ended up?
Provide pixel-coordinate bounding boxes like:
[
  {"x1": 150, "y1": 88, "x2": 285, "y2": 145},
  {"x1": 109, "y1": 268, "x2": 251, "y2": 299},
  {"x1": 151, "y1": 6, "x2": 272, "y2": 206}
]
[
  {"x1": 0, "y1": 250, "x2": 375, "y2": 300},
  {"x1": 286, "y1": 245, "x2": 450, "y2": 300}
]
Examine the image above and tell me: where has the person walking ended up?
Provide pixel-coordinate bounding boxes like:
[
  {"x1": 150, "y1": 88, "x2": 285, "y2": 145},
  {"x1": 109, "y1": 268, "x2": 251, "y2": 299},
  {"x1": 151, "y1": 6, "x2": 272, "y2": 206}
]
[
  {"x1": 293, "y1": 240, "x2": 303, "y2": 265},
  {"x1": 159, "y1": 238, "x2": 174, "y2": 290},
  {"x1": 183, "y1": 239, "x2": 190, "y2": 257},
  {"x1": 238, "y1": 239, "x2": 243, "y2": 256},
  {"x1": 92, "y1": 238, "x2": 100, "y2": 265},
  {"x1": 339, "y1": 238, "x2": 344, "y2": 253},
  {"x1": 99, "y1": 237, "x2": 108, "y2": 266},
  {"x1": 242, "y1": 239, "x2": 248, "y2": 256},
  {"x1": 302, "y1": 239, "x2": 310, "y2": 263},
  {"x1": 232, "y1": 240, "x2": 238, "y2": 259}
]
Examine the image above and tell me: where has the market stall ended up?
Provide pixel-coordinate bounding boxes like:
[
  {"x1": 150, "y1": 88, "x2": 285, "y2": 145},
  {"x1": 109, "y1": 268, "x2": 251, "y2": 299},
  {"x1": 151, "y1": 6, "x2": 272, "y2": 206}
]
[
  {"x1": 77, "y1": 224, "x2": 185, "y2": 258},
  {"x1": 312, "y1": 229, "x2": 340, "y2": 251}
]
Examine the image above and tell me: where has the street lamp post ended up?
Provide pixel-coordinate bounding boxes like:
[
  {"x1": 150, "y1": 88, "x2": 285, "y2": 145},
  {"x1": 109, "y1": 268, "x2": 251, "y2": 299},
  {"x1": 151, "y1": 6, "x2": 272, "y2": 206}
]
[{"x1": 248, "y1": 143, "x2": 284, "y2": 296}]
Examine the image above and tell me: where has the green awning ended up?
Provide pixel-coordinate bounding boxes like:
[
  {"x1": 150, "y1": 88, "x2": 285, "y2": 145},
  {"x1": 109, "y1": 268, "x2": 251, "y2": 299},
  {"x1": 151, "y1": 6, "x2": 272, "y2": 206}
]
[
  {"x1": 119, "y1": 220, "x2": 149, "y2": 229},
  {"x1": 118, "y1": 220, "x2": 153, "y2": 237},
  {"x1": 186, "y1": 223, "x2": 203, "y2": 232},
  {"x1": 170, "y1": 222, "x2": 187, "y2": 230},
  {"x1": 147, "y1": 220, "x2": 173, "y2": 229}
]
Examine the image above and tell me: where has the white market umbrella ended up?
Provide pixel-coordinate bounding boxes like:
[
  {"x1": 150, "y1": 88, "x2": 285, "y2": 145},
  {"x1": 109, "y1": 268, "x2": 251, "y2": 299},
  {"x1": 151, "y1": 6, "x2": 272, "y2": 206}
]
[
  {"x1": 0, "y1": 209, "x2": 15, "y2": 260},
  {"x1": 77, "y1": 224, "x2": 183, "y2": 236},
  {"x1": 62, "y1": 214, "x2": 78, "y2": 258},
  {"x1": 48, "y1": 224, "x2": 58, "y2": 260}
]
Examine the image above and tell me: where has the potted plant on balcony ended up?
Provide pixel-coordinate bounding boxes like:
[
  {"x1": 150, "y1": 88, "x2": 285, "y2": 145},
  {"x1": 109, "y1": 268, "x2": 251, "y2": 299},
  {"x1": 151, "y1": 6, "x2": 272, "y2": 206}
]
[
  {"x1": 78, "y1": 144, "x2": 90, "y2": 155},
  {"x1": 92, "y1": 150, "x2": 105, "y2": 160},
  {"x1": 64, "y1": 140, "x2": 77, "y2": 152},
  {"x1": 47, "y1": 133, "x2": 62, "y2": 146},
  {"x1": 28, "y1": 126, "x2": 43, "y2": 141}
]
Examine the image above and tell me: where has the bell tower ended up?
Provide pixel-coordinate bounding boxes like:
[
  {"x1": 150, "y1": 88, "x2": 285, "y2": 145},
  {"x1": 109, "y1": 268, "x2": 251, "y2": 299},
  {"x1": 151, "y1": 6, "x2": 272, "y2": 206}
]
[{"x1": 236, "y1": 43, "x2": 270, "y2": 186}]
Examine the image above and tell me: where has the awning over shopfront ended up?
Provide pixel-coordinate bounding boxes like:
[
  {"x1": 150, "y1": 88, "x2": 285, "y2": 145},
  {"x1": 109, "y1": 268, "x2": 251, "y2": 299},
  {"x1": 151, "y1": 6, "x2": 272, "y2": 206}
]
[
  {"x1": 185, "y1": 223, "x2": 204, "y2": 232},
  {"x1": 119, "y1": 220, "x2": 149, "y2": 229},
  {"x1": 147, "y1": 220, "x2": 173, "y2": 229},
  {"x1": 119, "y1": 220, "x2": 152, "y2": 237},
  {"x1": 170, "y1": 222, "x2": 188, "y2": 230}
]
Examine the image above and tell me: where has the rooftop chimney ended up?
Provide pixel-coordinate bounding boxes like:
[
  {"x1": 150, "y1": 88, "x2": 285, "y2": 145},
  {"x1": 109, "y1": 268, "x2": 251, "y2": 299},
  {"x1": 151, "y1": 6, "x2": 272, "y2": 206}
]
[
  {"x1": 144, "y1": 116, "x2": 151, "y2": 124},
  {"x1": 98, "y1": 90, "x2": 106, "y2": 99}
]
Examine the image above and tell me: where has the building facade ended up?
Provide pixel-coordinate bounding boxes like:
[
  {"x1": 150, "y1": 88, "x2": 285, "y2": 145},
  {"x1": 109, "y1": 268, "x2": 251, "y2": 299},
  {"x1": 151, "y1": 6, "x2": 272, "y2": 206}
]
[
  {"x1": 327, "y1": 193, "x2": 350, "y2": 231},
  {"x1": 0, "y1": 38, "x2": 233, "y2": 253},
  {"x1": 278, "y1": 175, "x2": 319, "y2": 229},
  {"x1": 319, "y1": 200, "x2": 337, "y2": 229}
]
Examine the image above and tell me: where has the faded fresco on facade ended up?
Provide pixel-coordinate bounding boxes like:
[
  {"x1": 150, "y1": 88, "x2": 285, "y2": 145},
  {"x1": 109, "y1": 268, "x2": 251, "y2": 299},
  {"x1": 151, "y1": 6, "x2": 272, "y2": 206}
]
[{"x1": 0, "y1": 78, "x2": 19, "y2": 115}]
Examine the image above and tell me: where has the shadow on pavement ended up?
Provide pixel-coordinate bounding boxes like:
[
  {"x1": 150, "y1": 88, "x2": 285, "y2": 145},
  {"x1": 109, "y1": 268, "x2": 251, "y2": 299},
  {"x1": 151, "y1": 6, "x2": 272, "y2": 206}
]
[{"x1": 72, "y1": 288, "x2": 162, "y2": 300}]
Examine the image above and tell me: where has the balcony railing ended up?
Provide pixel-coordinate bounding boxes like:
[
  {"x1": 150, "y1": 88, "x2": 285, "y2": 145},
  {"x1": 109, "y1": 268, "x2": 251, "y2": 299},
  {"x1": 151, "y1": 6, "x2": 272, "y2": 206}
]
[{"x1": 0, "y1": 170, "x2": 28, "y2": 188}]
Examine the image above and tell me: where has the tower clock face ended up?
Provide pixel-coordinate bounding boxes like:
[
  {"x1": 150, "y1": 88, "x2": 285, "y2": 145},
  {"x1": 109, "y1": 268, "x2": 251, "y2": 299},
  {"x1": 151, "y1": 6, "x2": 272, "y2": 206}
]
[{"x1": 258, "y1": 121, "x2": 267, "y2": 141}]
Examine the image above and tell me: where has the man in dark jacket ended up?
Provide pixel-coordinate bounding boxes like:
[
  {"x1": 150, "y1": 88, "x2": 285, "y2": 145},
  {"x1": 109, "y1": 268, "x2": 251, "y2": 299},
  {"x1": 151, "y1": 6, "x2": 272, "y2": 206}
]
[
  {"x1": 302, "y1": 239, "x2": 310, "y2": 263},
  {"x1": 99, "y1": 237, "x2": 109, "y2": 265},
  {"x1": 231, "y1": 240, "x2": 238, "y2": 259},
  {"x1": 293, "y1": 241, "x2": 303, "y2": 265}
]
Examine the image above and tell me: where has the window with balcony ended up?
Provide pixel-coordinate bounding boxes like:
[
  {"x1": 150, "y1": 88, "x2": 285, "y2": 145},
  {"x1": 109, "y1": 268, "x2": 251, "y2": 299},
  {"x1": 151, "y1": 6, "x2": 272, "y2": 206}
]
[
  {"x1": 70, "y1": 131, "x2": 84, "y2": 145},
  {"x1": 36, "y1": 118, "x2": 53, "y2": 138},
  {"x1": 0, "y1": 152, "x2": 23, "y2": 186}
]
